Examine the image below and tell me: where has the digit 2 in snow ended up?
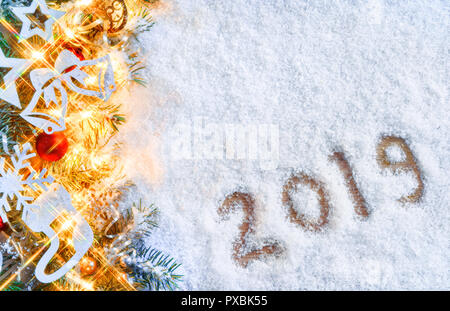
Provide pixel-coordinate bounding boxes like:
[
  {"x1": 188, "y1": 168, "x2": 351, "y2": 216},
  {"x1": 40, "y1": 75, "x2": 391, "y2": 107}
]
[{"x1": 218, "y1": 135, "x2": 425, "y2": 267}]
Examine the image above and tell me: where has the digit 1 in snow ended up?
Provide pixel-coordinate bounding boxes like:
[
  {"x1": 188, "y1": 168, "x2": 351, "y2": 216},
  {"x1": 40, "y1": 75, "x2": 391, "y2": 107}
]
[
  {"x1": 376, "y1": 136, "x2": 424, "y2": 203},
  {"x1": 329, "y1": 151, "x2": 369, "y2": 218}
]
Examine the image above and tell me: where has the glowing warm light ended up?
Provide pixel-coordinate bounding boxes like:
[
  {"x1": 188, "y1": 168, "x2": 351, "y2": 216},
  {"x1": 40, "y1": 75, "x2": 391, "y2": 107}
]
[
  {"x1": 72, "y1": 146, "x2": 81, "y2": 154},
  {"x1": 49, "y1": 108, "x2": 64, "y2": 118},
  {"x1": 90, "y1": 154, "x2": 108, "y2": 169},
  {"x1": 84, "y1": 282, "x2": 94, "y2": 291},
  {"x1": 118, "y1": 272, "x2": 128, "y2": 283},
  {"x1": 61, "y1": 218, "x2": 75, "y2": 231},
  {"x1": 32, "y1": 51, "x2": 44, "y2": 60},
  {"x1": 66, "y1": 29, "x2": 75, "y2": 39},
  {"x1": 77, "y1": 0, "x2": 93, "y2": 7},
  {"x1": 80, "y1": 110, "x2": 93, "y2": 119}
]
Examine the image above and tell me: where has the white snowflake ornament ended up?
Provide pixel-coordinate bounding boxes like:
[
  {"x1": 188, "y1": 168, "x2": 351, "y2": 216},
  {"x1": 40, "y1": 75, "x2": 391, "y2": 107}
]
[{"x1": 0, "y1": 142, "x2": 53, "y2": 223}]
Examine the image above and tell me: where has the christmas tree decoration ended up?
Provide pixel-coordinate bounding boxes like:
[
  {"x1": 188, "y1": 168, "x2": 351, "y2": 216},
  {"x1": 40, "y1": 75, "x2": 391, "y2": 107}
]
[
  {"x1": 79, "y1": 256, "x2": 98, "y2": 276},
  {"x1": 0, "y1": 0, "x2": 181, "y2": 291},
  {"x1": 53, "y1": 49, "x2": 116, "y2": 101},
  {"x1": 0, "y1": 216, "x2": 5, "y2": 231},
  {"x1": 21, "y1": 49, "x2": 116, "y2": 134},
  {"x1": 22, "y1": 184, "x2": 94, "y2": 283},
  {"x1": 105, "y1": 0, "x2": 128, "y2": 34},
  {"x1": 35, "y1": 131, "x2": 68, "y2": 162},
  {"x1": 0, "y1": 48, "x2": 30, "y2": 108},
  {"x1": 10, "y1": 0, "x2": 65, "y2": 43}
]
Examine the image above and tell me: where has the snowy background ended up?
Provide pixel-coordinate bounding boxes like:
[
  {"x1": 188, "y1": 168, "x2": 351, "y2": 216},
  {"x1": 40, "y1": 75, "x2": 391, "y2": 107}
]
[{"x1": 117, "y1": 0, "x2": 449, "y2": 290}]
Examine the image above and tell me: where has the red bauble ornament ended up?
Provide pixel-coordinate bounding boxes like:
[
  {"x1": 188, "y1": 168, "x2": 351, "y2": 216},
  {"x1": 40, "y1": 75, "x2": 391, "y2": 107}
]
[
  {"x1": 0, "y1": 216, "x2": 6, "y2": 231},
  {"x1": 64, "y1": 44, "x2": 85, "y2": 61},
  {"x1": 61, "y1": 44, "x2": 85, "y2": 73},
  {"x1": 36, "y1": 132, "x2": 69, "y2": 162}
]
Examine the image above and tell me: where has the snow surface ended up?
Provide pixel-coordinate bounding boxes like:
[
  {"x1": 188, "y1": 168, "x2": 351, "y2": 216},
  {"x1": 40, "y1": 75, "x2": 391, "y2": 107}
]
[{"x1": 117, "y1": 0, "x2": 449, "y2": 290}]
